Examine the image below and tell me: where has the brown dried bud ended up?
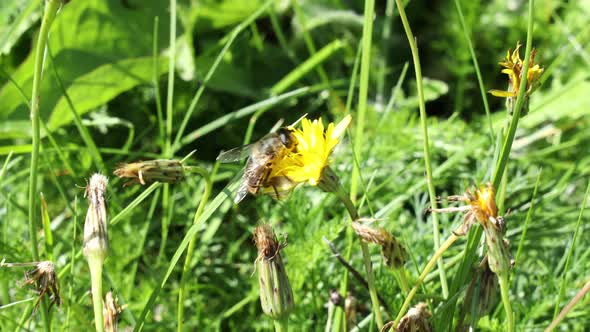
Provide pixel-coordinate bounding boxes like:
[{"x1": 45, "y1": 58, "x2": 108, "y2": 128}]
[
  {"x1": 22, "y1": 261, "x2": 61, "y2": 312},
  {"x1": 114, "y1": 159, "x2": 184, "y2": 186},
  {"x1": 254, "y1": 224, "x2": 294, "y2": 319},
  {"x1": 396, "y1": 302, "x2": 432, "y2": 332},
  {"x1": 103, "y1": 291, "x2": 125, "y2": 332},
  {"x1": 83, "y1": 174, "x2": 109, "y2": 263},
  {"x1": 352, "y1": 221, "x2": 407, "y2": 268}
]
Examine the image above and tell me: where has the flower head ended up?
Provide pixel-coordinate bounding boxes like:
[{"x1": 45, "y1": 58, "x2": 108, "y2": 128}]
[
  {"x1": 21, "y1": 261, "x2": 61, "y2": 312},
  {"x1": 489, "y1": 42, "x2": 543, "y2": 99},
  {"x1": 430, "y1": 183, "x2": 498, "y2": 235},
  {"x1": 253, "y1": 224, "x2": 294, "y2": 319},
  {"x1": 351, "y1": 220, "x2": 408, "y2": 268},
  {"x1": 268, "y1": 115, "x2": 351, "y2": 187},
  {"x1": 83, "y1": 174, "x2": 109, "y2": 263}
]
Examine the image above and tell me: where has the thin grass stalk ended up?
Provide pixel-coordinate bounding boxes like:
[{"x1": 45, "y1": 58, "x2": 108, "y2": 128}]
[
  {"x1": 545, "y1": 277, "x2": 590, "y2": 332},
  {"x1": 553, "y1": 180, "x2": 590, "y2": 319},
  {"x1": 393, "y1": 234, "x2": 459, "y2": 326},
  {"x1": 165, "y1": 0, "x2": 176, "y2": 157},
  {"x1": 152, "y1": 16, "x2": 165, "y2": 145},
  {"x1": 28, "y1": 1, "x2": 61, "y2": 331},
  {"x1": 350, "y1": 0, "x2": 375, "y2": 203},
  {"x1": 46, "y1": 46, "x2": 104, "y2": 171},
  {"x1": 177, "y1": 170, "x2": 213, "y2": 332},
  {"x1": 394, "y1": 0, "x2": 449, "y2": 298},
  {"x1": 452, "y1": 0, "x2": 494, "y2": 140}
]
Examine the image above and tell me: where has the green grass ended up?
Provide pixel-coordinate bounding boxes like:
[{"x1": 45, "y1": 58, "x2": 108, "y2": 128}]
[{"x1": 1, "y1": 0, "x2": 590, "y2": 331}]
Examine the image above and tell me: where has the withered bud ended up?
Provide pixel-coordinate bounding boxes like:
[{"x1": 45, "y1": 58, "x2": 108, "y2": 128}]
[
  {"x1": 345, "y1": 291, "x2": 358, "y2": 327},
  {"x1": 83, "y1": 173, "x2": 109, "y2": 263},
  {"x1": 22, "y1": 261, "x2": 61, "y2": 312},
  {"x1": 396, "y1": 302, "x2": 433, "y2": 332},
  {"x1": 352, "y1": 221, "x2": 407, "y2": 268},
  {"x1": 254, "y1": 224, "x2": 294, "y2": 319},
  {"x1": 103, "y1": 291, "x2": 126, "y2": 332},
  {"x1": 329, "y1": 289, "x2": 343, "y2": 307},
  {"x1": 114, "y1": 159, "x2": 184, "y2": 186}
]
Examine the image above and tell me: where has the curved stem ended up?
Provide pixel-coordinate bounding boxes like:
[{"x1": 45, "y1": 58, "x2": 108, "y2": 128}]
[
  {"x1": 177, "y1": 171, "x2": 213, "y2": 332},
  {"x1": 394, "y1": 0, "x2": 448, "y2": 298},
  {"x1": 498, "y1": 273, "x2": 514, "y2": 332},
  {"x1": 394, "y1": 234, "x2": 459, "y2": 326}
]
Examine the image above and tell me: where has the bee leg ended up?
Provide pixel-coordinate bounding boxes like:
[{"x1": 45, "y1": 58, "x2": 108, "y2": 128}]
[{"x1": 272, "y1": 184, "x2": 281, "y2": 200}]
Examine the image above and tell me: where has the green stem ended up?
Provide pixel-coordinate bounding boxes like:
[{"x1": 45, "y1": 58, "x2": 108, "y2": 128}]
[
  {"x1": 350, "y1": 0, "x2": 375, "y2": 202},
  {"x1": 331, "y1": 181, "x2": 383, "y2": 329},
  {"x1": 360, "y1": 242, "x2": 384, "y2": 329},
  {"x1": 165, "y1": 0, "x2": 176, "y2": 157},
  {"x1": 177, "y1": 172, "x2": 213, "y2": 332},
  {"x1": 396, "y1": 268, "x2": 410, "y2": 295},
  {"x1": 491, "y1": 0, "x2": 535, "y2": 189},
  {"x1": 452, "y1": 0, "x2": 494, "y2": 140},
  {"x1": 394, "y1": 0, "x2": 448, "y2": 298},
  {"x1": 88, "y1": 256, "x2": 104, "y2": 332},
  {"x1": 498, "y1": 273, "x2": 514, "y2": 332},
  {"x1": 394, "y1": 234, "x2": 459, "y2": 326},
  {"x1": 28, "y1": 2, "x2": 61, "y2": 331},
  {"x1": 273, "y1": 317, "x2": 289, "y2": 332}
]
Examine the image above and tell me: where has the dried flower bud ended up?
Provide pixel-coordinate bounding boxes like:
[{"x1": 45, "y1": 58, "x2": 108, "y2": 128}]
[
  {"x1": 351, "y1": 221, "x2": 407, "y2": 268},
  {"x1": 345, "y1": 291, "x2": 358, "y2": 327},
  {"x1": 254, "y1": 224, "x2": 294, "y2": 319},
  {"x1": 22, "y1": 261, "x2": 61, "y2": 312},
  {"x1": 83, "y1": 173, "x2": 109, "y2": 263},
  {"x1": 396, "y1": 302, "x2": 432, "y2": 332},
  {"x1": 114, "y1": 159, "x2": 184, "y2": 186},
  {"x1": 103, "y1": 291, "x2": 125, "y2": 332},
  {"x1": 329, "y1": 289, "x2": 343, "y2": 307}
]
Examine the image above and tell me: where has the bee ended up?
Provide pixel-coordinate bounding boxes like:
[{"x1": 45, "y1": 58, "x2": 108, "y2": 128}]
[{"x1": 217, "y1": 128, "x2": 296, "y2": 203}]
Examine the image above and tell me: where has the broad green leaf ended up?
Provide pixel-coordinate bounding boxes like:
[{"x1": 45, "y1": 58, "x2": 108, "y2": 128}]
[
  {"x1": 0, "y1": 0, "x2": 172, "y2": 122},
  {"x1": 0, "y1": 0, "x2": 40, "y2": 55},
  {"x1": 48, "y1": 56, "x2": 168, "y2": 130}
]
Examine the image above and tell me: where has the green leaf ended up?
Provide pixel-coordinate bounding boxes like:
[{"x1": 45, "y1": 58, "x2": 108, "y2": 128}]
[
  {"x1": 0, "y1": 0, "x2": 171, "y2": 122},
  {"x1": 47, "y1": 56, "x2": 168, "y2": 130},
  {"x1": 0, "y1": 0, "x2": 40, "y2": 55}
]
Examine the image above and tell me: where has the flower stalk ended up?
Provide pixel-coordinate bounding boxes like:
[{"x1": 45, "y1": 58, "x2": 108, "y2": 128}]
[{"x1": 83, "y1": 174, "x2": 109, "y2": 332}]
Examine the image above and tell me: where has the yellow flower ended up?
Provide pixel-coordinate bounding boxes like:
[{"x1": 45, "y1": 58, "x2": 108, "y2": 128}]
[
  {"x1": 430, "y1": 183, "x2": 498, "y2": 235},
  {"x1": 489, "y1": 42, "x2": 543, "y2": 99},
  {"x1": 268, "y1": 115, "x2": 351, "y2": 187}
]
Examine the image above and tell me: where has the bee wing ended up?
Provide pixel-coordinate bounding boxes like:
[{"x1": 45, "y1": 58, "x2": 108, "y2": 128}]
[
  {"x1": 234, "y1": 181, "x2": 250, "y2": 204},
  {"x1": 216, "y1": 145, "x2": 253, "y2": 163}
]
